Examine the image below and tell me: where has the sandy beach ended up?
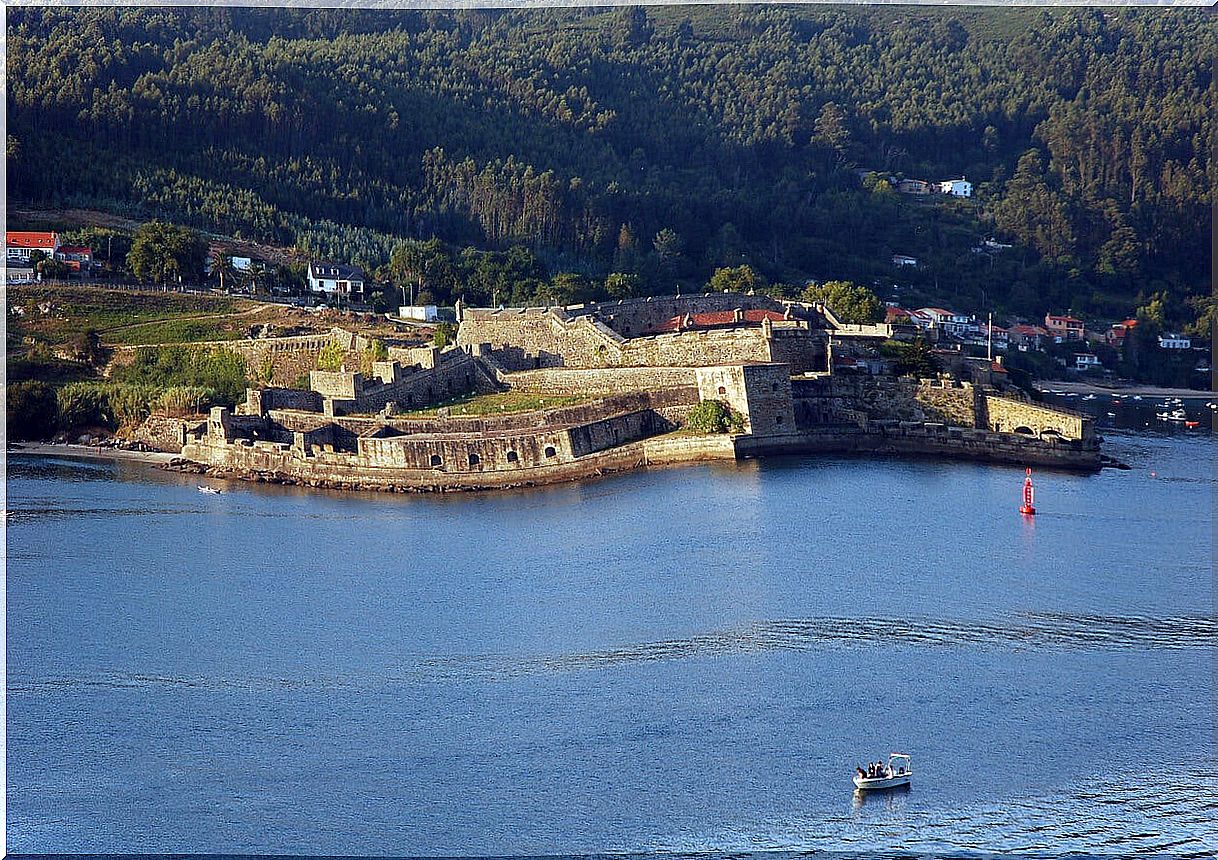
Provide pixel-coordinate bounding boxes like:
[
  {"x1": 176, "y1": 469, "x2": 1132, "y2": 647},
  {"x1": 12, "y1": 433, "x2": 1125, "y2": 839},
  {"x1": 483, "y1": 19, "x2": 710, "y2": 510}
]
[
  {"x1": 7, "y1": 443, "x2": 180, "y2": 465},
  {"x1": 1035, "y1": 380, "x2": 1215, "y2": 398}
]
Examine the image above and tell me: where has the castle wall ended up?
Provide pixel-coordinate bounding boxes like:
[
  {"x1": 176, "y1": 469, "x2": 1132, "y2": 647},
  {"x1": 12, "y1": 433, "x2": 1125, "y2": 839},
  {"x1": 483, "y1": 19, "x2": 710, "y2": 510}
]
[
  {"x1": 983, "y1": 395, "x2": 1092, "y2": 441},
  {"x1": 503, "y1": 365, "x2": 700, "y2": 395}
]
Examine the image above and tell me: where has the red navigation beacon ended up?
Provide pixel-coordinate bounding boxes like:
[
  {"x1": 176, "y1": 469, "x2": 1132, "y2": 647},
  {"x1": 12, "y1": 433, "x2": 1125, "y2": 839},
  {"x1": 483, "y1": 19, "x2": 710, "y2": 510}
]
[{"x1": 1020, "y1": 467, "x2": 1037, "y2": 516}]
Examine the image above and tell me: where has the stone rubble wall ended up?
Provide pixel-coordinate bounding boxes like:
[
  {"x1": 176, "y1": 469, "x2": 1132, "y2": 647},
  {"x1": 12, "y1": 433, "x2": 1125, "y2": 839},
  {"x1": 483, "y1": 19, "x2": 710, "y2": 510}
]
[{"x1": 129, "y1": 415, "x2": 206, "y2": 453}]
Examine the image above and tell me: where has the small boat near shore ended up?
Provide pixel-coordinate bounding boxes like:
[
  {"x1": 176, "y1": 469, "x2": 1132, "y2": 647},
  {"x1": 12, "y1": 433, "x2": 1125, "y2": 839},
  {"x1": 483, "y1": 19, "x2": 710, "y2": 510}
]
[
  {"x1": 198, "y1": 485, "x2": 223, "y2": 495},
  {"x1": 853, "y1": 753, "x2": 912, "y2": 791},
  {"x1": 1156, "y1": 409, "x2": 1187, "y2": 422}
]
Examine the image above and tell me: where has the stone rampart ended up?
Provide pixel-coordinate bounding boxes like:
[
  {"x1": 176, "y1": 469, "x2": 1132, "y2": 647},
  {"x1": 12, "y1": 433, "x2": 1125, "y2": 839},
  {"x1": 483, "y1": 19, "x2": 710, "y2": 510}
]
[
  {"x1": 458, "y1": 296, "x2": 827, "y2": 372},
  {"x1": 243, "y1": 387, "x2": 324, "y2": 415},
  {"x1": 503, "y1": 365, "x2": 700, "y2": 395},
  {"x1": 983, "y1": 395, "x2": 1093, "y2": 441},
  {"x1": 914, "y1": 379, "x2": 981, "y2": 427}
]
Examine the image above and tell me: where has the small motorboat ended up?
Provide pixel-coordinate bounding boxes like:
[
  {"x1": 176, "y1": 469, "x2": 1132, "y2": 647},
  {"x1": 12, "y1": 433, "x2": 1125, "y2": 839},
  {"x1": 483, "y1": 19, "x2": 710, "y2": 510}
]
[
  {"x1": 853, "y1": 753, "x2": 912, "y2": 791},
  {"x1": 1184, "y1": 420, "x2": 1201, "y2": 429},
  {"x1": 198, "y1": 485, "x2": 223, "y2": 495},
  {"x1": 1156, "y1": 409, "x2": 1187, "y2": 422},
  {"x1": 1082, "y1": 394, "x2": 1096, "y2": 401}
]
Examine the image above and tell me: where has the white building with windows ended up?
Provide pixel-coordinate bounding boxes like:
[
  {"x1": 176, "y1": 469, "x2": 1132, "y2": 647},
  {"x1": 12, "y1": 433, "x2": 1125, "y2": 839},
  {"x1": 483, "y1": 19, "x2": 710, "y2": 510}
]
[
  {"x1": 1158, "y1": 333, "x2": 1191, "y2": 349},
  {"x1": 308, "y1": 262, "x2": 366, "y2": 301},
  {"x1": 938, "y1": 178, "x2": 973, "y2": 198}
]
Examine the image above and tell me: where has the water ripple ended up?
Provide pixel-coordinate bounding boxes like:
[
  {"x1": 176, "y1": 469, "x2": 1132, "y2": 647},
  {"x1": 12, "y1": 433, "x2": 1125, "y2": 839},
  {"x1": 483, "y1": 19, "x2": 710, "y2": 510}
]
[{"x1": 10, "y1": 612, "x2": 1214, "y2": 694}]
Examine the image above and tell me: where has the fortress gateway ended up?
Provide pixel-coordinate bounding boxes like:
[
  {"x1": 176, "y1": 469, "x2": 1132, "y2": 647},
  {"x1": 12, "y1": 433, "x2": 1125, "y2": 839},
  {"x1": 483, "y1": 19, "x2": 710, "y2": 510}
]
[{"x1": 176, "y1": 292, "x2": 1102, "y2": 492}]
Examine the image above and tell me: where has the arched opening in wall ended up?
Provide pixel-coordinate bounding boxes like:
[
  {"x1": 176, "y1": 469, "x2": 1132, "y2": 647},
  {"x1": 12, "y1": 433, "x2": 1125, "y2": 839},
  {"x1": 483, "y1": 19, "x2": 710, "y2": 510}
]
[
  {"x1": 506, "y1": 450, "x2": 519, "y2": 463},
  {"x1": 544, "y1": 446, "x2": 557, "y2": 458},
  {"x1": 772, "y1": 382, "x2": 779, "y2": 392},
  {"x1": 775, "y1": 415, "x2": 784, "y2": 426},
  {"x1": 426, "y1": 386, "x2": 433, "y2": 399},
  {"x1": 465, "y1": 373, "x2": 471, "y2": 387},
  {"x1": 718, "y1": 386, "x2": 727, "y2": 395},
  {"x1": 1014, "y1": 426, "x2": 1035, "y2": 435},
  {"x1": 468, "y1": 452, "x2": 480, "y2": 467},
  {"x1": 446, "y1": 379, "x2": 454, "y2": 392},
  {"x1": 430, "y1": 454, "x2": 443, "y2": 467}
]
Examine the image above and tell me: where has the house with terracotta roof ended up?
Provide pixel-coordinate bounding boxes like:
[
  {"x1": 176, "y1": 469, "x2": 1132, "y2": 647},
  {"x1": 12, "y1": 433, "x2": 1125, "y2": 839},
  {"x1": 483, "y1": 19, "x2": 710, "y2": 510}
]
[
  {"x1": 1044, "y1": 313, "x2": 1084, "y2": 342},
  {"x1": 55, "y1": 245, "x2": 94, "y2": 272},
  {"x1": 1009, "y1": 323, "x2": 1049, "y2": 351},
  {"x1": 6, "y1": 231, "x2": 59, "y2": 263},
  {"x1": 642, "y1": 308, "x2": 788, "y2": 335},
  {"x1": 1106, "y1": 318, "x2": 1138, "y2": 348}
]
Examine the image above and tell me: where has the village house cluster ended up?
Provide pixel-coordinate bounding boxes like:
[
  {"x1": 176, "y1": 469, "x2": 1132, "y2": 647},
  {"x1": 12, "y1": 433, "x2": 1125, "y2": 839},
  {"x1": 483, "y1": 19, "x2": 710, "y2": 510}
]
[
  {"x1": 5, "y1": 231, "x2": 95, "y2": 282},
  {"x1": 882, "y1": 303, "x2": 1209, "y2": 379}
]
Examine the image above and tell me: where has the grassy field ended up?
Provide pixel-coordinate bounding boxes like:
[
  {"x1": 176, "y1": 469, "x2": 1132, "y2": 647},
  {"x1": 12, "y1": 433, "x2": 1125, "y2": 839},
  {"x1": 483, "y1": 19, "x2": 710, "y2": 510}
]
[
  {"x1": 403, "y1": 390, "x2": 597, "y2": 417},
  {"x1": 102, "y1": 317, "x2": 247, "y2": 345},
  {"x1": 8, "y1": 285, "x2": 251, "y2": 346}
]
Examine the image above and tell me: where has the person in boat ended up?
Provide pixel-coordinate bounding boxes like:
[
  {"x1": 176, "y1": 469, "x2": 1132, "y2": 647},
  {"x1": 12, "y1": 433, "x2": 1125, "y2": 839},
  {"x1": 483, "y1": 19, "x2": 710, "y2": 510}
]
[{"x1": 857, "y1": 766, "x2": 866, "y2": 780}]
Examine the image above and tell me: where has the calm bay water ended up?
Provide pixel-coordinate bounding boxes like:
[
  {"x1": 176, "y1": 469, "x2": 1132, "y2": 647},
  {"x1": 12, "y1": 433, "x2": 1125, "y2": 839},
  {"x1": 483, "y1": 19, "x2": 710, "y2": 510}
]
[{"x1": 6, "y1": 430, "x2": 1216, "y2": 855}]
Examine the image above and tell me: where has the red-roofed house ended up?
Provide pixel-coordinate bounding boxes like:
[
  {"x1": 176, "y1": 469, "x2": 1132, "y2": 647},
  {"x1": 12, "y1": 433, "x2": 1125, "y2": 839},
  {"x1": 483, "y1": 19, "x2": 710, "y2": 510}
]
[
  {"x1": 643, "y1": 308, "x2": 787, "y2": 335},
  {"x1": 1009, "y1": 324, "x2": 1049, "y2": 351},
  {"x1": 55, "y1": 245, "x2": 94, "y2": 272},
  {"x1": 1106, "y1": 318, "x2": 1138, "y2": 348},
  {"x1": 6, "y1": 231, "x2": 60, "y2": 263},
  {"x1": 1044, "y1": 313, "x2": 1084, "y2": 342}
]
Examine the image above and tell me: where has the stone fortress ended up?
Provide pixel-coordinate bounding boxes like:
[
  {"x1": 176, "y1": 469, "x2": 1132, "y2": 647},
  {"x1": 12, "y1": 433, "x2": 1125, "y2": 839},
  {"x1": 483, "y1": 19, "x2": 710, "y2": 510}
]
[{"x1": 176, "y1": 291, "x2": 1103, "y2": 492}]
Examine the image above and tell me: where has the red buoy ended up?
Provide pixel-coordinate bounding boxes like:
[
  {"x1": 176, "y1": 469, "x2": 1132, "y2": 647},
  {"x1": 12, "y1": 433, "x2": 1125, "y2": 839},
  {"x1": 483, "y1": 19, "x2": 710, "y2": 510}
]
[{"x1": 1020, "y1": 467, "x2": 1036, "y2": 515}]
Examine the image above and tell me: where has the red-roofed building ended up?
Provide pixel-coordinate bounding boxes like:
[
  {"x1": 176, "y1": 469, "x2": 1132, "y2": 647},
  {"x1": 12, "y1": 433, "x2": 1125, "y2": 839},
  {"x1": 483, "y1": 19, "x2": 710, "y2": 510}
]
[
  {"x1": 1044, "y1": 313, "x2": 1084, "y2": 342},
  {"x1": 643, "y1": 308, "x2": 788, "y2": 335},
  {"x1": 7, "y1": 231, "x2": 60, "y2": 263},
  {"x1": 1009, "y1": 323, "x2": 1049, "y2": 351},
  {"x1": 1106, "y1": 318, "x2": 1138, "y2": 348},
  {"x1": 55, "y1": 245, "x2": 94, "y2": 272}
]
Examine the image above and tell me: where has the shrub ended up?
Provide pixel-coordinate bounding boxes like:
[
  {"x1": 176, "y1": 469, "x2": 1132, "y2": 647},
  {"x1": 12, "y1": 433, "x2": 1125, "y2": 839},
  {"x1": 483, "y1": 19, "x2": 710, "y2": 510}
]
[
  {"x1": 317, "y1": 340, "x2": 345, "y2": 371},
  {"x1": 686, "y1": 399, "x2": 744, "y2": 434},
  {"x1": 111, "y1": 345, "x2": 247, "y2": 404},
  {"x1": 433, "y1": 322, "x2": 457, "y2": 349},
  {"x1": 56, "y1": 382, "x2": 163, "y2": 432},
  {"x1": 7, "y1": 381, "x2": 58, "y2": 440}
]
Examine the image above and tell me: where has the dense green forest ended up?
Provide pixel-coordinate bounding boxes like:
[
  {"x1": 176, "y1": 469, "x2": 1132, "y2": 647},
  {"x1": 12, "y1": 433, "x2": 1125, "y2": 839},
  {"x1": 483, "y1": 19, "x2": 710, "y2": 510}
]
[{"x1": 6, "y1": 5, "x2": 1213, "y2": 326}]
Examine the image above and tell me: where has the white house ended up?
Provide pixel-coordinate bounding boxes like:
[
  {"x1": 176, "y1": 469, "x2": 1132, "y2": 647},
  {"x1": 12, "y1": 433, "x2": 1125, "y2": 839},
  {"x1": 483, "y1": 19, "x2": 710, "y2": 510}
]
[
  {"x1": 6, "y1": 265, "x2": 38, "y2": 284},
  {"x1": 891, "y1": 254, "x2": 919, "y2": 267},
  {"x1": 1158, "y1": 333, "x2": 1191, "y2": 349},
  {"x1": 916, "y1": 307, "x2": 972, "y2": 338},
  {"x1": 308, "y1": 262, "x2": 366, "y2": 301},
  {"x1": 399, "y1": 305, "x2": 439, "y2": 322},
  {"x1": 938, "y1": 178, "x2": 972, "y2": 198},
  {"x1": 1075, "y1": 353, "x2": 1102, "y2": 372}
]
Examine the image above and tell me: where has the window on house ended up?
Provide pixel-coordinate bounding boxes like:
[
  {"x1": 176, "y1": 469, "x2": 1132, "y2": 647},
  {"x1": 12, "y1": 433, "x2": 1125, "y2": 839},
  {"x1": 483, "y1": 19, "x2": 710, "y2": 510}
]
[
  {"x1": 506, "y1": 450, "x2": 519, "y2": 463},
  {"x1": 468, "y1": 453, "x2": 480, "y2": 467},
  {"x1": 718, "y1": 386, "x2": 727, "y2": 395},
  {"x1": 544, "y1": 446, "x2": 557, "y2": 458},
  {"x1": 430, "y1": 454, "x2": 443, "y2": 467}
]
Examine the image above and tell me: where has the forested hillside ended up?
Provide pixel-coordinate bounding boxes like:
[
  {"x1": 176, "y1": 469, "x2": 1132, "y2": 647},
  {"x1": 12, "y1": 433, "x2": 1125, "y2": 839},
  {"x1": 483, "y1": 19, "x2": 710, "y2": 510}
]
[{"x1": 6, "y1": 5, "x2": 1213, "y2": 322}]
